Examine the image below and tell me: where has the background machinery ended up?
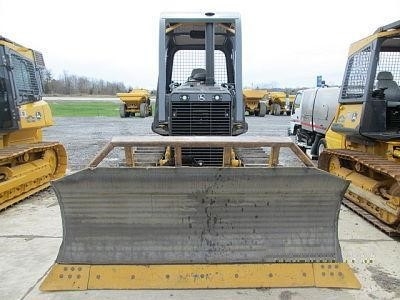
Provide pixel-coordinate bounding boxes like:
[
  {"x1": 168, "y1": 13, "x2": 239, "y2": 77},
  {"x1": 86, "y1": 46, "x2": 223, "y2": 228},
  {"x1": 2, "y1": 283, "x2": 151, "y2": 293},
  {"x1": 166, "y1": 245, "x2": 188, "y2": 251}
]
[
  {"x1": 0, "y1": 36, "x2": 67, "y2": 210},
  {"x1": 267, "y1": 91, "x2": 294, "y2": 116},
  {"x1": 319, "y1": 20, "x2": 400, "y2": 235},
  {"x1": 117, "y1": 88, "x2": 152, "y2": 117},
  {"x1": 41, "y1": 13, "x2": 359, "y2": 291},
  {"x1": 242, "y1": 88, "x2": 268, "y2": 116},
  {"x1": 291, "y1": 86, "x2": 340, "y2": 159}
]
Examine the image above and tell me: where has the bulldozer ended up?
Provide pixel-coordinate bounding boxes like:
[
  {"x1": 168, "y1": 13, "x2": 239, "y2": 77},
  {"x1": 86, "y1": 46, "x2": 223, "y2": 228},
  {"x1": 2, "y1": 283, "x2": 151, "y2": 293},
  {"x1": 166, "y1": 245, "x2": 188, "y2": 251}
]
[
  {"x1": 242, "y1": 88, "x2": 268, "y2": 116},
  {"x1": 117, "y1": 88, "x2": 152, "y2": 118},
  {"x1": 319, "y1": 20, "x2": 400, "y2": 235},
  {"x1": 0, "y1": 36, "x2": 67, "y2": 210},
  {"x1": 41, "y1": 12, "x2": 360, "y2": 291}
]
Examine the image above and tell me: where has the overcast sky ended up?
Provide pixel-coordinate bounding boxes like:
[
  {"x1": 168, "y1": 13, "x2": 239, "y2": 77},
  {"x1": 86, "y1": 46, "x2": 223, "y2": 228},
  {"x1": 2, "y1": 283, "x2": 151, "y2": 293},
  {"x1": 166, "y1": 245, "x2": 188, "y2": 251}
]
[{"x1": 1, "y1": 0, "x2": 398, "y2": 89}]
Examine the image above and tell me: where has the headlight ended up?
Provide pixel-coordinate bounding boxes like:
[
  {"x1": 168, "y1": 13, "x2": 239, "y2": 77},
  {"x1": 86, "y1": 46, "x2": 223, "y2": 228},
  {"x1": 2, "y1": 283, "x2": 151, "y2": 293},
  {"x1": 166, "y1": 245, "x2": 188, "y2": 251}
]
[
  {"x1": 213, "y1": 94, "x2": 221, "y2": 101},
  {"x1": 180, "y1": 95, "x2": 189, "y2": 101}
]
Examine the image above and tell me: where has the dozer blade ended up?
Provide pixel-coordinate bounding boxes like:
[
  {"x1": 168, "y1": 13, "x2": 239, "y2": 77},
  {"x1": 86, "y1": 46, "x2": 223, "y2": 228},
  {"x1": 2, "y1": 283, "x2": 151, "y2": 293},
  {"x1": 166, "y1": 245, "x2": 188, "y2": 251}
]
[{"x1": 42, "y1": 167, "x2": 361, "y2": 290}]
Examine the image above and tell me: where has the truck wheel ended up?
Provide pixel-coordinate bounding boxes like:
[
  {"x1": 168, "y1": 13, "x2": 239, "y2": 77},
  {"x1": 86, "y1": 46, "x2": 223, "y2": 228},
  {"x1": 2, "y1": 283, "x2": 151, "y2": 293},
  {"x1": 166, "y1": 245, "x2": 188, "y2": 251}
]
[
  {"x1": 317, "y1": 138, "x2": 327, "y2": 157},
  {"x1": 119, "y1": 104, "x2": 128, "y2": 118},
  {"x1": 272, "y1": 104, "x2": 281, "y2": 115},
  {"x1": 258, "y1": 102, "x2": 267, "y2": 117},
  {"x1": 140, "y1": 103, "x2": 148, "y2": 118}
]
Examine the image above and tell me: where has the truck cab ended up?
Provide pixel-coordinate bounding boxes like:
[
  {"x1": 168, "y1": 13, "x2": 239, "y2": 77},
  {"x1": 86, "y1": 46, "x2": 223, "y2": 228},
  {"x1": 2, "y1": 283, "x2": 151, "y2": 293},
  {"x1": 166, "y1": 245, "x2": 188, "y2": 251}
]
[{"x1": 288, "y1": 90, "x2": 303, "y2": 135}]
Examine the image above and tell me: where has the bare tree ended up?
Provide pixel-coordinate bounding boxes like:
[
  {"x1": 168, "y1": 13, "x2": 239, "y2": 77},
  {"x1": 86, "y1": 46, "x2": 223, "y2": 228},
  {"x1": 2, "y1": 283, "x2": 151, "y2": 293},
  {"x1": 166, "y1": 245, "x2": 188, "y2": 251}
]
[{"x1": 42, "y1": 69, "x2": 127, "y2": 95}]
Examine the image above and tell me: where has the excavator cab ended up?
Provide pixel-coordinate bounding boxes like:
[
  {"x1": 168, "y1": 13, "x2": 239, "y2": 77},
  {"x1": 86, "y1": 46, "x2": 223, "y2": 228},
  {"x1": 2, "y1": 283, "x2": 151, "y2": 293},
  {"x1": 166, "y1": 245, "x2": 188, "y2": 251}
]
[{"x1": 41, "y1": 13, "x2": 360, "y2": 291}]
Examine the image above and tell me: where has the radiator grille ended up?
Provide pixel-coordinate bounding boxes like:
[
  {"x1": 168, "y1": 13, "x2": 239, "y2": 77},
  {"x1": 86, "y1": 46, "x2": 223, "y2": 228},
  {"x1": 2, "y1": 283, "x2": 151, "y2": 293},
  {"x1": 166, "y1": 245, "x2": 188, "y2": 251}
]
[
  {"x1": 180, "y1": 147, "x2": 224, "y2": 166},
  {"x1": 170, "y1": 101, "x2": 231, "y2": 136}
]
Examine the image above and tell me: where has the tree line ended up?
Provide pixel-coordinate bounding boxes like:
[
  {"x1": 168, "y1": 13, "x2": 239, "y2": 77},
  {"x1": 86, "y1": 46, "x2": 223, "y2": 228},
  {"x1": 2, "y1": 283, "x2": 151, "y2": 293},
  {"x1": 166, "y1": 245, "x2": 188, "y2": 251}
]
[{"x1": 42, "y1": 69, "x2": 128, "y2": 96}]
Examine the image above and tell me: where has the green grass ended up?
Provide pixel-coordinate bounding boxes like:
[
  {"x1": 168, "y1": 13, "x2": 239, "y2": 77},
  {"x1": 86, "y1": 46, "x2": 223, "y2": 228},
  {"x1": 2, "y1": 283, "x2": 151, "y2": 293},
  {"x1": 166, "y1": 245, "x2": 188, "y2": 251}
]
[{"x1": 49, "y1": 101, "x2": 120, "y2": 117}]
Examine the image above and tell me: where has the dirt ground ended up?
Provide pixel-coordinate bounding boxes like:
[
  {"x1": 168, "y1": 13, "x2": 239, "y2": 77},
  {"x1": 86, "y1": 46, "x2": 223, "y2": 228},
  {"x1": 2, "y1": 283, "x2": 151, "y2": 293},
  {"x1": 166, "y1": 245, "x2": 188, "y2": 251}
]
[{"x1": 1, "y1": 115, "x2": 399, "y2": 300}]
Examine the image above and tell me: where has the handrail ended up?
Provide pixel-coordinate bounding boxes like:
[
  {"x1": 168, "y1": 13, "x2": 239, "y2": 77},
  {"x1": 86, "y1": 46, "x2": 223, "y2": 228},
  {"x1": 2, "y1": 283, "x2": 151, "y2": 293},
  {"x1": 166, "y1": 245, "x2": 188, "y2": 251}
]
[{"x1": 88, "y1": 135, "x2": 314, "y2": 168}]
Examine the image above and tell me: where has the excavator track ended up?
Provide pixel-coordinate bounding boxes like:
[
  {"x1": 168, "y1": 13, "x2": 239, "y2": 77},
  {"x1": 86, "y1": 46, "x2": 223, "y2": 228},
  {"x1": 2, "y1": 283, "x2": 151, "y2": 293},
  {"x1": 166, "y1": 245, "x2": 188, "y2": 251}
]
[
  {"x1": 0, "y1": 142, "x2": 67, "y2": 210},
  {"x1": 319, "y1": 149, "x2": 400, "y2": 235}
]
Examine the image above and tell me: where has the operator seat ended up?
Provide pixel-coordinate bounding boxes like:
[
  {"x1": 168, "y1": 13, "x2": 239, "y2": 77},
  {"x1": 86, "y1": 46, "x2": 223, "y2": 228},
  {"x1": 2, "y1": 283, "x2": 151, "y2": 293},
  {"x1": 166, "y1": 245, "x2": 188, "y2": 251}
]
[
  {"x1": 376, "y1": 71, "x2": 400, "y2": 106},
  {"x1": 188, "y1": 68, "x2": 206, "y2": 82}
]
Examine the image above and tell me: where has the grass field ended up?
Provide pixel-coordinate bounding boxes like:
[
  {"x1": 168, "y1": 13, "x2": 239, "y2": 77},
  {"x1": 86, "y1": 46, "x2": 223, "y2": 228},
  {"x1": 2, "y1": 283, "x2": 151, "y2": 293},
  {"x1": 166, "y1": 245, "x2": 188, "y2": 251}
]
[{"x1": 49, "y1": 101, "x2": 120, "y2": 117}]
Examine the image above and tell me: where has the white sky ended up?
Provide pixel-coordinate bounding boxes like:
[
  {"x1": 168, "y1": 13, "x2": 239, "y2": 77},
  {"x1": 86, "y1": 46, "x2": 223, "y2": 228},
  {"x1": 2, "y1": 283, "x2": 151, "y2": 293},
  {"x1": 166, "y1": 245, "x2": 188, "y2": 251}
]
[{"x1": 1, "y1": 0, "x2": 399, "y2": 89}]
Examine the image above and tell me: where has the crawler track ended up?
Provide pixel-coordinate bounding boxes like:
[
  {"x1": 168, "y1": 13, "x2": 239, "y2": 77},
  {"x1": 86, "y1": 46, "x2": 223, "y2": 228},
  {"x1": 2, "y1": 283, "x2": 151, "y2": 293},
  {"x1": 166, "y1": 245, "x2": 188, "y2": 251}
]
[
  {"x1": 319, "y1": 149, "x2": 400, "y2": 236},
  {"x1": 342, "y1": 198, "x2": 400, "y2": 236},
  {"x1": 0, "y1": 142, "x2": 67, "y2": 210}
]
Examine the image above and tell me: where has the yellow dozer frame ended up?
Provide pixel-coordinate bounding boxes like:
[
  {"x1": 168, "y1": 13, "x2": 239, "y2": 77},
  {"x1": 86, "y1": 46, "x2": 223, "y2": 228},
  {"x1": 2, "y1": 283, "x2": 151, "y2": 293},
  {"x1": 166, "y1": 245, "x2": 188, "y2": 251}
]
[
  {"x1": 0, "y1": 36, "x2": 67, "y2": 210},
  {"x1": 319, "y1": 20, "x2": 400, "y2": 235}
]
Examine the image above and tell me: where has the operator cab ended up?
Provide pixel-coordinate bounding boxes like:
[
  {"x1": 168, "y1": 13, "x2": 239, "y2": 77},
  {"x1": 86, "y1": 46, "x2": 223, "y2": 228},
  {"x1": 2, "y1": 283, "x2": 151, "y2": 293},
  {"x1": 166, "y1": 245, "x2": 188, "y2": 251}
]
[
  {"x1": 0, "y1": 37, "x2": 45, "y2": 133},
  {"x1": 152, "y1": 13, "x2": 247, "y2": 137},
  {"x1": 334, "y1": 21, "x2": 400, "y2": 140}
]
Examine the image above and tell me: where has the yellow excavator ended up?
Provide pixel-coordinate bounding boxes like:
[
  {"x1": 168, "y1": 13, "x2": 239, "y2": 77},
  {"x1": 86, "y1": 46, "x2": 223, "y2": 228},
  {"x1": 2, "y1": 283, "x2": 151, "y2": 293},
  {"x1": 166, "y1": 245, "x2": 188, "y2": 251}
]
[
  {"x1": 41, "y1": 13, "x2": 360, "y2": 291},
  {"x1": 0, "y1": 36, "x2": 67, "y2": 210},
  {"x1": 319, "y1": 20, "x2": 400, "y2": 235}
]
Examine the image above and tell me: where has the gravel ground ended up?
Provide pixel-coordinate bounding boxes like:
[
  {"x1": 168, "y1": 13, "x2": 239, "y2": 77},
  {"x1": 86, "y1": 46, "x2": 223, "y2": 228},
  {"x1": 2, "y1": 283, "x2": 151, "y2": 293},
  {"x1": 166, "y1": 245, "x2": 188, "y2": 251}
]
[
  {"x1": 1, "y1": 114, "x2": 399, "y2": 300},
  {"x1": 43, "y1": 114, "x2": 302, "y2": 171}
]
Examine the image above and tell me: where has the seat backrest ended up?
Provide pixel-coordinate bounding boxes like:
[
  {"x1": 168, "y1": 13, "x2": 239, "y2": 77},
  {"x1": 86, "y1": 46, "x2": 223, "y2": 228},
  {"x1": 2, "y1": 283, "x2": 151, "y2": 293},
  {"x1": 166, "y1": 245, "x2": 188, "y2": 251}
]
[
  {"x1": 376, "y1": 71, "x2": 400, "y2": 102},
  {"x1": 189, "y1": 68, "x2": 206, "y2": 82}
]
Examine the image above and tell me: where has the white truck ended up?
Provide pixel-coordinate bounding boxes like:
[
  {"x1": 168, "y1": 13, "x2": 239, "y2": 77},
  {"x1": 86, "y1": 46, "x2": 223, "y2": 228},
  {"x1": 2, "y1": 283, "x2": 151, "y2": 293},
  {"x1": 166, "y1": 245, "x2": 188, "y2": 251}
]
[{"x1": 288, "y1": 86, "x2": 340, "y2": 159}]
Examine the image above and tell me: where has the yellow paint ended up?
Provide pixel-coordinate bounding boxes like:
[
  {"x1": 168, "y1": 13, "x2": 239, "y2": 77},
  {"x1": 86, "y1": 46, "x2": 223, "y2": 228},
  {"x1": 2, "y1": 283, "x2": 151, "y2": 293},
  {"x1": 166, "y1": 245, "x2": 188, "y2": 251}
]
[
  {"x1": 243, "y1": 89, "x2": 268, "y2": 99},
  {"x1": 349, "y1": 28, "x2": 400, "y2": 56},
  {"x1": 332, "y1": 104, "x2": 363, "y2": 131},
  {"x1": 0, "y1": 144, "x2": 67, "y2": 208},
  {"x1": 325, "y1": 127, "x2": 344, "y2": 149},
  {"x1": 40, "y1": 265, "x2": 90, "y2": 291},
  {"x1": 243, "y1": 89, "x2": 268, "y2": 112},
  {"x1": 0, "y1": 38, "x2": 36, "y2": 61},
  {"x1": 0, "y1": 37, "x2": 67, "y2": 210},
  {"x1": 117, "y1": 89, "x2": 150, "y2": 103},
  {"x1": 40, "y1": 263, "x2": 361, "y2": 291},
  {"x1": 313, "y1": 263, "x2": 361, "y2": 289},
  {"x1": 268, "y1": 91, "x2": 290, "y2": 112},
  {"x1": 326, "y1": 104, "x2": 363, "y2": 149},
  {"x1": 117, "y1": 89, "x2": 151, "y2": 114},
  {"x1": 19, "y1": 100, "x2": 54, "y2": 129},
  {"x1": 325, "y1": 24, "x2": 400, "y2": 225}
]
